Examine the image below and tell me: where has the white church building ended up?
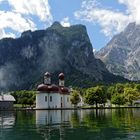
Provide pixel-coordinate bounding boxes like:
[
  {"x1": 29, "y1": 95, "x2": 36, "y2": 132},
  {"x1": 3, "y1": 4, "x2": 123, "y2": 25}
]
[{"x1": 36, "y1": 72, "x2": 72, "y2": 109}]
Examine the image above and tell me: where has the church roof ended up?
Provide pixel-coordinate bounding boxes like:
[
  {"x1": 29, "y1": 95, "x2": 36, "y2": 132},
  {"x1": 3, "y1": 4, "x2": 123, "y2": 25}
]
[
  {"x1": 37, "y1": 72, "x2": 69, "y2": 94},
  {"x1": 37, "y1": 84, "x2": 70, "y2": 94},
  {"x1": 0, "y1": 95, "x2": 15, "y2": 102},
  {"x1": 59, "y1": 87, "x2": 69, "y2": 94},
  {"x1": 37, "y1": 84, "x2": 59, "y2": 92}
]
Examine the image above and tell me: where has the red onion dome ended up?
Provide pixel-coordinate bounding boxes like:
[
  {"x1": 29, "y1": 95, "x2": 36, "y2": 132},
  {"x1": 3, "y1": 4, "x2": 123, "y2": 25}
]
[
  {"x1": 60, "y1": 87, "x2": 69, "y2": 94},
  {"x1": 37, "y1": 84, "x2": 50, "y2": 92},
  {"x1": 37, "y1": 84, "x2": 59, "y2": 92},
  {"x1": 59, "y1": 73, "x2": 64, "y2": 80},
  {"x1": 50, "y1": 84, "x2": 59, "y2": 92},
  {"x1": 44, "y1": 72, "x2": 51, "y2": 77}
]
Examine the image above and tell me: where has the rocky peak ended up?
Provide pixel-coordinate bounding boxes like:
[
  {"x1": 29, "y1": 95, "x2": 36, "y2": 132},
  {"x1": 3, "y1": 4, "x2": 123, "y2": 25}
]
[
  {"x1": 96, "y1": 22, "x2": 140, "y2": 81},
  {"x1": 21, "y1": 30, "x2": 32, "y2": 39},
  {"x1": 50, "y1": 21, "x2": 63, "y2": 29}
]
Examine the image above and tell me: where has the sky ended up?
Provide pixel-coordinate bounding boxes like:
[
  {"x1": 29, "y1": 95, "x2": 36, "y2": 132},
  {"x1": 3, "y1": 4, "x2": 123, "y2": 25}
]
[{"x1": 0, "y1": 0, "x2": 140, "y2": 51}]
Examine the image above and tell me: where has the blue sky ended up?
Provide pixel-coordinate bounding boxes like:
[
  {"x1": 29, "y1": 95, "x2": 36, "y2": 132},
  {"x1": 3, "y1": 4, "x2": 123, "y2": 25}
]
[{"x1": 0, "y1": 0, "x2": 140, "y2": 51}]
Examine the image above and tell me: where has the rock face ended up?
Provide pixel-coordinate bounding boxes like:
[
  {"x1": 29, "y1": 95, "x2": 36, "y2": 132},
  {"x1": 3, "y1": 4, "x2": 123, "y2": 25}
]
[
  {"x1": 0, "y1": 22, "x2": 126, "y2": 91},
  {"x1": 96, "y1": 22, "x2": 140, "y2": 81}
]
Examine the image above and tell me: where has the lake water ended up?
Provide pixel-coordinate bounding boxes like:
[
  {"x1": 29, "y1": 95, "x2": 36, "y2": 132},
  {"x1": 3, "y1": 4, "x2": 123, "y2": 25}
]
[{"x1": 0, "y1": 109, "x2": 140, "y2": 140}]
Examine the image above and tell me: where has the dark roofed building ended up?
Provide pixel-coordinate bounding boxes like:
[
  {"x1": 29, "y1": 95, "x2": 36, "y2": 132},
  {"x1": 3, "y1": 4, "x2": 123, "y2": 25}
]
[
  {"x1": 36, "y1": 72, "x2": 72, "y2": 109},
  {"x1": 0, "y1": 94, "x2": 15, "y2": 110}
]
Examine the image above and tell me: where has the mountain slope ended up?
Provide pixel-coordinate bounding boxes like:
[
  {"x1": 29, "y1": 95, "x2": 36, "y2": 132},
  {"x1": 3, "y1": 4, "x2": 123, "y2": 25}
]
[
  {"x1": 0, "y1": 22, "x2": 126, "y2": 91},
  {"x1": 96, "y1": 22, "x2": 140, "y2": 81}
]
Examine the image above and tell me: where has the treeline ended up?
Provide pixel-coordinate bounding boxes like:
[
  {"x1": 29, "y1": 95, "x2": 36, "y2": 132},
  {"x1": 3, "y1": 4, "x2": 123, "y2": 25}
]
[
  {"x1": 10, "y1": 83, "x2": 140, "y2": 107},
  {"x1": 85, "y1": 83, "x2": 140, "y2": 107},
  {"x1": 11, "y1": 90, "x2": 36, "y2": 107},
  {"x1": 72, "y1": 83, "x2": 140, "y2": 107}
]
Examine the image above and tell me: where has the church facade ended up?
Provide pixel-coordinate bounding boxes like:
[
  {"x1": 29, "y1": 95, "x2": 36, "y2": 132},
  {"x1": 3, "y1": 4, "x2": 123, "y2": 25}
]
[{"x1": 36, "y1": 72, "x2": 72, "y2": 109}]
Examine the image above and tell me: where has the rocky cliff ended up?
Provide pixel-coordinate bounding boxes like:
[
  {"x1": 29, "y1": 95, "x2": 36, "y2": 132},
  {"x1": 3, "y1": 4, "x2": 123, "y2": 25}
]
[
  {"x1": 0, "y1": 22, "x2": 126, "y2": 91},
  {"x1": 96, "y1": 22, "x2": 140, "y2": 81}
]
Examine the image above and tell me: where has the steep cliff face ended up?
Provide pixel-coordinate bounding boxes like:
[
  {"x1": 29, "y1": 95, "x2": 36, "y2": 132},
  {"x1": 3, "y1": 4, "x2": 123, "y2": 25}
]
[
  {"x1": 0, "y1": 22, "x2": 126, "y2": 91},
  {"x1": 96, "y1": 22, "x2": 140, "y2": 81}
]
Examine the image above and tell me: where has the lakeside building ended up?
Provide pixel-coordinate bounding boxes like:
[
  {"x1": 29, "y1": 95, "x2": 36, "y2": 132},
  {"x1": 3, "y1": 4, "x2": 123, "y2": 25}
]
[
  {"x1": 36, "y1": 72, "x2": 72, "y2": 109},
  {"x1": 0, "y1": 94, "x2": 15, "y2": 110}
]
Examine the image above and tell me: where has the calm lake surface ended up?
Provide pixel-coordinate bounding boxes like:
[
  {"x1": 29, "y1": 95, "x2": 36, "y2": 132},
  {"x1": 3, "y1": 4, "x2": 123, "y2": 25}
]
[{"x1": 0, "y1": 109, "x2": 140, "y2": 140}]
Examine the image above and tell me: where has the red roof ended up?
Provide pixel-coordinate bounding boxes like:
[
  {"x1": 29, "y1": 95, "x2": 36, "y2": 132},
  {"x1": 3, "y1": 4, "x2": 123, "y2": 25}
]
[
  {"x1": 37, "y1": 84, "x2": 69, "y2": 94},
  {"x1": 37, "y1": 84, "x2": 59, "y2": 92},
  {"x1": 59, "y1": 87, "x2": 69, "y2": 94},
  {"x1": 37, "y1": 72, "x2": 70, "y2": 94}
]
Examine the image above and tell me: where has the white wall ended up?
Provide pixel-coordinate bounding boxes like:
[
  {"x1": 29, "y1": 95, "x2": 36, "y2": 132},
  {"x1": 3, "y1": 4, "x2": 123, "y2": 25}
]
[
  {"x1": 36, "y1": 92, "x2": 72, "y2": 109},
  {"x1": 62, "y1": 94, "x2": 72, "y2": 108}
]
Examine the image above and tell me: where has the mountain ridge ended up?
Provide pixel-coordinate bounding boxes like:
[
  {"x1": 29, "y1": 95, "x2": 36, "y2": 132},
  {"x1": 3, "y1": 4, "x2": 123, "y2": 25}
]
[
  {"x1": 0, "y1": 22, "x2": 127, "y2": 91},
  {"x1": 96, "y1": 22, "x2": 140, "y2": 81}
]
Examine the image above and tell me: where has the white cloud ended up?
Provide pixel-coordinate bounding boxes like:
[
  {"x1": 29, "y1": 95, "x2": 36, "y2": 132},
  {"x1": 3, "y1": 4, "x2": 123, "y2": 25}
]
[
  {"x1": 7, "y1": 0, "x2": 53, "y2": 23},
  {"x1": 0, "y1": 11, "x2": 36, "y2": 38},
  {"x1": 60, "y1": 17, "x2": 70, "y2": 27},
  {"x1": 74, "y1": 0, "x2": 140, "y2": 37},
  {"x1": 118, "y1": 0, "x2": 140, "y2": 24},
  {"x1": 0, "y1": 0, "x2": 53, "y2": 39}
]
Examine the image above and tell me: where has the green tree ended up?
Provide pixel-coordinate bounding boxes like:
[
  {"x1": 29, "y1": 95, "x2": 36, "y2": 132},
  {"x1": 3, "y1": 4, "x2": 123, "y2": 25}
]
[
  {"x1": 70, "y1": 90, "x2": 80, "y2": 107},
  {"x1": 115, "y1": 83, "x2": 124, "y2": 93},
  {"x1": 11, "y1": 90, "x2": 36, "y2": 107},
  {"x1": 97, "y1": 86, "x2": 107, "y2": 106},
  {"x1": 106, "y1": 86, "x2": 115, "y2": 100},
  {"x1": 84, "y1": 86, "x2": 107, "y2": 107},
  {"x1": 135, "y1": 84, "x2": 140, "y2": 92},
  {"x1": 111, "y1": 93, "x2": 126, "y2": 106},
  {"x1": 84, "y1": 87, "x2": 96, "y2": 106},
  {"x1": 124, "y1": 88, "x2": 139, "y2": 105}
]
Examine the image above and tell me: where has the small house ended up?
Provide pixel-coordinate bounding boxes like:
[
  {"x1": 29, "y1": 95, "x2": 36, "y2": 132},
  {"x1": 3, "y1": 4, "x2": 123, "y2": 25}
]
[{"x1": 0, "y1": 94, "x2": 15, "y2": 110}]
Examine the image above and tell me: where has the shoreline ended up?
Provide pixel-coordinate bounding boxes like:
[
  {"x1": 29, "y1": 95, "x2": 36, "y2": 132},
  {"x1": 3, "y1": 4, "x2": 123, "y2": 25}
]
[{"x1": 1, "y1": 106, "x2": 140, "y2": 111}]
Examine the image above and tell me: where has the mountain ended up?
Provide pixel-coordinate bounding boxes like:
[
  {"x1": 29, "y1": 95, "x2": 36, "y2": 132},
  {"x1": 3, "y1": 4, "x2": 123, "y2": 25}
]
[
  {"x1": 0, "y1": 22, "x2": 126, "y2": 91},
  {"x1": 96, "y1": 22, "x2": 140, "y2": 81}
]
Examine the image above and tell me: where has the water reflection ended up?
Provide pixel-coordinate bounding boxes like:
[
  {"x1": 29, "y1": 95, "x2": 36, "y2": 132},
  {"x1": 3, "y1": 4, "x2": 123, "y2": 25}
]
[
  {"x1": 36, "y1": 109, "x2": 113, "y2": 126},
  {"x1": 36, "y1": 110, "x2": 72, "y2": 125},
  {"x1": 36, "y1": 109, "x2": 140, "y2": 140},
  {"x1": 0, "y1": 111, "x2": 15, "y2": 140},
  {"x1": 0, "y1": 111, "x2": 15, "y2": 128},
  {"x1": 36, "y1": 110, "x2": 106, "y2": 140},
  {"x1": 0, "y1": 111, "x2": 44, "y2": 140},
  {"x1": 1, "y1": 109, "x2": 140, "y2": 140}
]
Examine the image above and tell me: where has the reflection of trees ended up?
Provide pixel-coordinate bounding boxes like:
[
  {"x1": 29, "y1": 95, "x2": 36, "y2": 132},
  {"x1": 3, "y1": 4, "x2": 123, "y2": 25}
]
[
  {"x1": 82, "y1": 110, "x2": 112, "y2": 132},
  {"x1": 112, "y1": 109, "x2": 140, "y2": 132},
  {"x1": 15, "y1": 110, "x2": 35, "y2": 126},
  {"x1": 9, "y1": 111, "x2": 43, "y2": 140},
  {"x1": 35, "y1": 109, "x2": 140, "y2": 140},
  {"x1": 111, "y1": 109, "x2": 126, "y2": 128},
  {"x1": 70, "y1": 111, "x2": 80, "y2": 127},
  {"x1": 69, "y1": 109, "x2": 127, "y2": 139}
]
